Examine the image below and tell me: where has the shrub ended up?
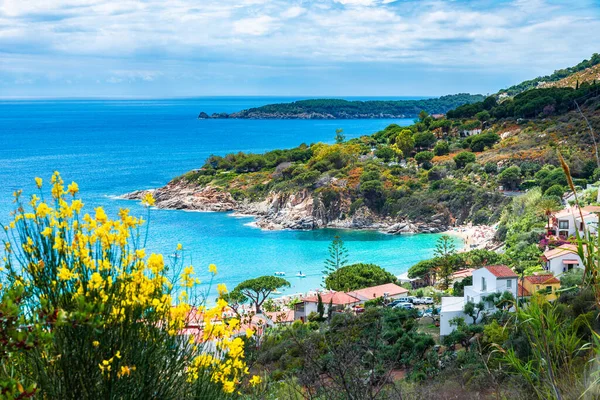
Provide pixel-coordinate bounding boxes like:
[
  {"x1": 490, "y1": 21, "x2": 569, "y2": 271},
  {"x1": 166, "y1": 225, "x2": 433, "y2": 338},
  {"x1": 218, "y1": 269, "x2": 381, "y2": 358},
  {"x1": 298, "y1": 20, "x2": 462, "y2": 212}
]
[
  {"x1": 544, "y1": 184, "x2": 565, "y2": 198},
  {"x1": 433, "y1": 141, "x2": 450, "y2": 156},
  {"x1": 454, "y1": 151, "x2": 476, "y2": 169},
  {"x1": 0, "y1": 173, "x2": 258, "y2": 398}
]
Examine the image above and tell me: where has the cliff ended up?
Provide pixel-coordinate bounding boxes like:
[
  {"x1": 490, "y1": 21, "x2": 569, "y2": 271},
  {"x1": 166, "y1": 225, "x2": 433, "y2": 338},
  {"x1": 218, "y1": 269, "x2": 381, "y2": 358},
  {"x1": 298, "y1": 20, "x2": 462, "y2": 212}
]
[{"x1": 122, "y1": 181, "x2": 448, "y2": 234}]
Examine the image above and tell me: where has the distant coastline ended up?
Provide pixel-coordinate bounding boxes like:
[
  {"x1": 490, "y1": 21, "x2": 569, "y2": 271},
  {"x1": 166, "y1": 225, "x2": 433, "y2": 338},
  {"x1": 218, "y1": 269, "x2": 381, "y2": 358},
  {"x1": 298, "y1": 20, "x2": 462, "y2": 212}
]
[{"x1": 198, "y1": 94, "x2": 484, "y2": 120}]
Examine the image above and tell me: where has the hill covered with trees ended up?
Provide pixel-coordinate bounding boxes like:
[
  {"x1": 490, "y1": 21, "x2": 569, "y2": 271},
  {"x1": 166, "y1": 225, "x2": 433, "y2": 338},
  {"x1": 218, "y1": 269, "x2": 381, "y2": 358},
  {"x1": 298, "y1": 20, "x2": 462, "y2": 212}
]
[{"x1": 197, "y1": 94, "x2": 485, "y2": 119}]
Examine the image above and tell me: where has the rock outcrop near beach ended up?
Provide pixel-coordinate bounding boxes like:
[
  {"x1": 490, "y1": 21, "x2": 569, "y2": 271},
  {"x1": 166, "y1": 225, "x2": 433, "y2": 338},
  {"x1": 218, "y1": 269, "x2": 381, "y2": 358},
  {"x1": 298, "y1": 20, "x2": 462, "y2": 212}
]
[
  {"x1": 122, "y1": 181, "x2": 449, "y2": 234},
  {"x1": 122, "y1": 183, "x2": 237, "y2": 212}
]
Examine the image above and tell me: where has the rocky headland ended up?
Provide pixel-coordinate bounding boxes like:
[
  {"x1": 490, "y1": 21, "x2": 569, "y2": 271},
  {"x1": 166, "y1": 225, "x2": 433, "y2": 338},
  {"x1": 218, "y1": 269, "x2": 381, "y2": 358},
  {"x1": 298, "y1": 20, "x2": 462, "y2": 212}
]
[{"x1": 121, "y1": 181, "x2": 448, "y2": 234}]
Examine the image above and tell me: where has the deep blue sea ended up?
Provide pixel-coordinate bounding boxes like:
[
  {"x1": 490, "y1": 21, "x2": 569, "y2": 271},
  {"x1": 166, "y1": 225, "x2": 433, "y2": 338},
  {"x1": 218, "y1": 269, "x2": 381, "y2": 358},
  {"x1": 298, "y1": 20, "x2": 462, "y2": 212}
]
[{"x1": 0, "y1": 97, "x2": 461, "y2": 297}]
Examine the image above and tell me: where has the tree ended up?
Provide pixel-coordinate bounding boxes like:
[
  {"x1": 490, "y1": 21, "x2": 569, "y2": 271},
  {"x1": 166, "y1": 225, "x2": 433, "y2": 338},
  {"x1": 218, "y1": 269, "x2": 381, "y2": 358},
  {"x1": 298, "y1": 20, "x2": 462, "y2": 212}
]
[
  {"x1": 453, "y1": 276, "x2": 473, "y2": 297},
  {"x1": 374, "y1": 146, "x2": 396, "y2": 162},
  {"x1": 408, "y1": 259, "x2": 438, "y2": 286},
  {"x1": 544, "y1": 184, "x2": 565, "y2": 198},
  {"x1": 453, "y1": 151, "x2": 476, "y2": 169},
  {"x1": 335, "y1": 128, "x2": 345, "y2": 144},
  {"x1": 235, "y1": 276, "x2": 291, "y2": 313},
  {"x1": 470, "y1": 133, "x2": 500, "y2": 152},
  {"x1": 218, "y1": 289, "x2": 248, "y2": 318},
  {"x1": 323, "y1": 235, "x2": 349, "y2": 288},
  {"x1": 324, "y1": 263, "x2": 396, "y2": 291},
  {"x1": 463, "y1": 300, "x2": 486, "y2": 324},
  {"x1": 498, "y1": 166, "x2": 522, "y2": 190},
  {"x1": 394, "y1": 129, "x2": 415, "y2": 157},
  {"x1": 317, "y1": 293, "x2": 325, "y2": 321},
  {"x1": 413, "y1": 132, "x2": 436, "y2": 150},
  {"x1": 434, "y1": 235, "x2": 457, "y2": 290},
  {"x1": 484, "y1": 162, "x2": 498, "y2": 174},
  {"x1": 537, "y1": 197, "x2": 561, "y2": 231},
  {"x1": 433, "y1": 140, "x2": 450, "y2": 156},
  {"x1": 414, "y1": 151, "x2": 434, "y2": 165}
]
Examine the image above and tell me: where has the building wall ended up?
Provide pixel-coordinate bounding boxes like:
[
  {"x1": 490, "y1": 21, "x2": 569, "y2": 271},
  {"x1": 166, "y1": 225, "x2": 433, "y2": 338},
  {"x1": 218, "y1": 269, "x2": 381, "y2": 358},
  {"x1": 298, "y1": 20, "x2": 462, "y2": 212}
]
[
  {"x1": 545, "y1": 253, "x2": 583, "y2": 277},
  {"x1": 523, "y1": 281, "x2": 560, "y2": 301}
]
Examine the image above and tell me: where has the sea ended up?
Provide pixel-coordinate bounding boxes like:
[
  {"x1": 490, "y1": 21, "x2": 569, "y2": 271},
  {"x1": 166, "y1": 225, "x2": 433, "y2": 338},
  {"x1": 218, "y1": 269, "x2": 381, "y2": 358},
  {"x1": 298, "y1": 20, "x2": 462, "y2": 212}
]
[{"x1": 0, "y1": 97, "x2": 462, "y2": 298}]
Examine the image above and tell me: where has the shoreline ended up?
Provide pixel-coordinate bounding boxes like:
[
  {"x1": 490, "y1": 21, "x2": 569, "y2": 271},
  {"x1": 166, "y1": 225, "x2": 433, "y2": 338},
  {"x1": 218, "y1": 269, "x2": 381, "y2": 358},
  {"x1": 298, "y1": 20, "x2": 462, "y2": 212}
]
[{"x1": 444, "y1": 223, "x2": 498, "y2": 252}]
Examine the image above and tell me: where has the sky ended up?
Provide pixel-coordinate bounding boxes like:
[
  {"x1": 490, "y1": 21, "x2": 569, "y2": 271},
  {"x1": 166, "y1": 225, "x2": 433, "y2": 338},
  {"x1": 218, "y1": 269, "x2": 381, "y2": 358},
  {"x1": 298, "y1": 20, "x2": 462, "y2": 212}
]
[{"x1": 0, "y1": 0, "x2": 599, "y2": 98}]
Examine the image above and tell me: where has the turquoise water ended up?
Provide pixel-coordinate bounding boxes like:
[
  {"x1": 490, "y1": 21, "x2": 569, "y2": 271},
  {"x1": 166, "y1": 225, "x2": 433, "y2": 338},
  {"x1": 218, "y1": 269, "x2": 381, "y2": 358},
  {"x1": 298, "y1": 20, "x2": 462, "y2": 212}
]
[{"x1": 0, "y1": 98, "x2": 461, "y2": 296}]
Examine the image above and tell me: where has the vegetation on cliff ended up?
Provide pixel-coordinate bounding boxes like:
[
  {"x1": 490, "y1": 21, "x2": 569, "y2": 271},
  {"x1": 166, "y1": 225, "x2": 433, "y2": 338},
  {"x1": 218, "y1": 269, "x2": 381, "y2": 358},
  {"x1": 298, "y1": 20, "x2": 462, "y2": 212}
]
[{"x1": 198, "y1": 94, "x2": 485, "y2": 119}]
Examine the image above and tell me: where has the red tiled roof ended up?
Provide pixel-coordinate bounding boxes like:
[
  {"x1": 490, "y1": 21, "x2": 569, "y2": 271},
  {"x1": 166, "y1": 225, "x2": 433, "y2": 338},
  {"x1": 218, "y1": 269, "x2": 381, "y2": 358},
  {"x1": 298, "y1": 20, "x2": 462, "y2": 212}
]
[
  {"x1": 543, "y1": 244, "x2": 578, "y2": 260},
  {"x1": 485, "y1": 265, "x2": 518, "y2": 278},
  {"x1": 451, "y1": 268, "x2": 475, "y2": 279},
  {"x1": 303, "y1": 291, "x2": 361, "y2": 305},
  {"x1": 518, "y1": 282, "x2": 531, "y2": 297},
  {"x1": 524, "y1": 274, "x2": 560, "y2": 285},
  {"x1": 349, "y1": 283, "x2": 408, "y2": 300}
]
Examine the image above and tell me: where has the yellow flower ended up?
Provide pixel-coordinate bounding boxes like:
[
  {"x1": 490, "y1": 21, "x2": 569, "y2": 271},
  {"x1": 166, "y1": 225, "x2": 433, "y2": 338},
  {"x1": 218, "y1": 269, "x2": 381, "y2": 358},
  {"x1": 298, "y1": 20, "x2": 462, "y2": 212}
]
[
  {"x1": 249, "y1": 375, "x2": 262, "y2": 386},
  {"x1": 57, "y1": 266, "x2": 75, "y2": 281},
  {"x1": 209, "y1": 264, "x2": 217, "y2": 275},
  {"x1": 245, "y1": 328, "x2": 254, "y2": 338},
  {"x1": 176, "y1": 243, "x2": 183, "y2": 251},
  {"x1": 36, "y1": 202, "x2": 52, "y2": 218},
  {"x1": 93, "y1": 341, "x2": 100, "y2": 347},
  {"x1": 89, "y1": 272, "x2": 104, "y2": 290},
  {"x1": 141, "y1": 192, "x2": 155, "y2": 207},
  {"x1": 95, "y1": 207, "x2": 108, "y2": 224},
  {"x1": 67, "y1": 182, "x2": 79, "y2": 196},
  {"x1": 35, "y1": 177, "x2": 43, "y2": 188},
  {"x1": 117, "y1": 365, "x2": 136, "y2": 378},
  {"x1": 217, "y1": 283, "x2": 228, "y2": 295},
  {"x1": 222, "y1": 380, "x2": 235, "y2": 393}
]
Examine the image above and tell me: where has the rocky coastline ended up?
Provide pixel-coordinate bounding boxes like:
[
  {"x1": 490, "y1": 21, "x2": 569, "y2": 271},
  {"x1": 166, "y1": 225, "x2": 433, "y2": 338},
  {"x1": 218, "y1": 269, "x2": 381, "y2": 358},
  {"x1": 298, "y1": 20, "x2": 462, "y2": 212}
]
[{"x1": 121, "y1": 181, "x2": 448, "y2": 234}]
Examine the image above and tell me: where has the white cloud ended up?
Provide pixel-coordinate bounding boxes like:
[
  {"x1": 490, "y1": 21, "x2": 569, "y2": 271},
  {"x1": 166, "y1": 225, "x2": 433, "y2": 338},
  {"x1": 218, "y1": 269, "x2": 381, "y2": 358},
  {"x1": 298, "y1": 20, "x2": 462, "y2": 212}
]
[{"x1": 0, "y1": 0, "x2": 598, "y2": 94}]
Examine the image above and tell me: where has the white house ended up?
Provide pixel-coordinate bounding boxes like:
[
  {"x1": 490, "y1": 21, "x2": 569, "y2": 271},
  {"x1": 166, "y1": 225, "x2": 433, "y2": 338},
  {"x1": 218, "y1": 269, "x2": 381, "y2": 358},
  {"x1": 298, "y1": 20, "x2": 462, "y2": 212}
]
[
  {"x1": 550, "y1": 207, "x2": 598, "y2": 239},
  {"x1": 542, "y1": 244, "x2": 583, "y2": 277},
  {"x1": 440, "y1": 265, "x2": 518, "y2": 337}
]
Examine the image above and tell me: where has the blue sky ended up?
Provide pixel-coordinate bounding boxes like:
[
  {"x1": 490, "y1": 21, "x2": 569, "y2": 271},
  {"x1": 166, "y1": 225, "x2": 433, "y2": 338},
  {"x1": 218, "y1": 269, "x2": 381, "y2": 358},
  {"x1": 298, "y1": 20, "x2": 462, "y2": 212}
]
[{"x1": 0, "y1": 0, "x2": 599, "y2": 98}]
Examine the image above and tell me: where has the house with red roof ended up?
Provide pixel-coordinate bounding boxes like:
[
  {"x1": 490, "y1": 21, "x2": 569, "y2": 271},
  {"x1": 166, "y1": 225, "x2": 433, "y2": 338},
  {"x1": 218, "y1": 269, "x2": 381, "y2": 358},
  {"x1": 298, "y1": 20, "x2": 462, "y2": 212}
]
[
  {"x1": 549, "y1": 206, "x2": 598, "y2": 239},
  {"x1": 440, "y1": 265, "x2": 518, "y2": 337},
  {"x1": 293, "y1": 283, "x2": 408, "y2": 321},
  {"x1": 521, "y1": 274, "x2": 561, "y2": 301}
]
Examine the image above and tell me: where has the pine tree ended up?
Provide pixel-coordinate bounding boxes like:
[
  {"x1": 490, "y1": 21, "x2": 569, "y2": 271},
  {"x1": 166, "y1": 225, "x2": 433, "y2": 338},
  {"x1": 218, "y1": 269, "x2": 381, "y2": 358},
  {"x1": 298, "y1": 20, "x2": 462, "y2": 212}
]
[
  {"x1": 317, "y1": 293, "x2": 325, "y2": 321},
  {"x1": 323, "y1": 235, "x2": 349, "y2": 288},
  {"x1": 434, "y1": 235, "x2": 457, "y2": 290},
  {"x1": 335, "y1": 128, "x2": 345, "y2": 144}
]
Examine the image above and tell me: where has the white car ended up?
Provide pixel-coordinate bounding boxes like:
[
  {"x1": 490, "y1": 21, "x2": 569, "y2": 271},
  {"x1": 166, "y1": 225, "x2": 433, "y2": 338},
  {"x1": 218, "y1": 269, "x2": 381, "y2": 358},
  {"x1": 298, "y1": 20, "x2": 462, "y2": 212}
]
[
  {"x1": 420, "y1": 297, "x2": 434, "y2": 305},
  {"x1": 393, "y1": 302, "x2": 414, "y2": 310}
]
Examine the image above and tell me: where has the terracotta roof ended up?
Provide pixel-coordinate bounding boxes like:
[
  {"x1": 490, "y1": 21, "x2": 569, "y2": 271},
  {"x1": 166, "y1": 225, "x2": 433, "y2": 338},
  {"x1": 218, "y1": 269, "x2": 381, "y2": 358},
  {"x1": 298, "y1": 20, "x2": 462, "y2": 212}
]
[
  {"x1": 451, "y1": 268, "x2": 475, "y2": 279},
  {"x1": 582, "y1": 205, "x2": 600, "y2": 214},
  {"x1": 554, "y1": 207, "x2": 589, "y2": 219},
  {"x1": 543, "y1": 244, "x2": 578, "y2": 260},
  {"x1": 518, "y1": 282, "x2": 531, "y2": 297},
  {"x1": 524, "y1": 274, "x2": 560, "y2": 285},
  {"x1": 349, "y1": 283, "x2": 408, "y2": 300},
  {"x1": 485, "y1": 265, "x2": 518, "y2": 278},
  {"x1": 303, "y1": 291, "x2": 361, "y2": 305}
]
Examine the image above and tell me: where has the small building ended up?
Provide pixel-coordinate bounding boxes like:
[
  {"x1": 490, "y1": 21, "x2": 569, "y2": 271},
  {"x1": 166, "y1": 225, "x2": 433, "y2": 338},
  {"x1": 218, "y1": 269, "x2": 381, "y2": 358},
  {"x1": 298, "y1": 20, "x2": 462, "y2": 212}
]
[
  {"x1": 293, "y1": 283, "x2": 408, "y2": 321},
  {"x1": 348, "y1": 283, "x2": 408, "y2": 303},
  {"x1": 542, "y1": 244, "x2": 583, "y2": 277},
  {"x1": 294, "y1": 291, "x2": 361, "y2": 321},
  {"x1": 449, "y1": 268, "x2": 475, "y2": 284},
  {"x1": 440, "y1": 265, "x2": 518, "y2": 337},
  {"x1": 550, "y1": 207, "x2": 597, "y2": 239},
  {"x1": 521, "y1": 274, "x2": 561, "y2": 301}
]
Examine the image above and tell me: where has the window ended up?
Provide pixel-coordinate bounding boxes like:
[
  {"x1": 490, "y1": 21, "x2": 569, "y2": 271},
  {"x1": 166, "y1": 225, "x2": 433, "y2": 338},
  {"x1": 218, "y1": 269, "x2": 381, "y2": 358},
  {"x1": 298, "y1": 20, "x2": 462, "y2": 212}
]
[
  {"x1": 559, "y1": 220, "x2": 569, "y2": 229},
  {"x1": 546, "y1": 286, "x2": 553, "y2": 293},
  {"x1": 506, "y1": 279, "x2": 512, "y2": 288},
  {"x1": 482, "y1": 277, "x2": 487, "y2": 292}
]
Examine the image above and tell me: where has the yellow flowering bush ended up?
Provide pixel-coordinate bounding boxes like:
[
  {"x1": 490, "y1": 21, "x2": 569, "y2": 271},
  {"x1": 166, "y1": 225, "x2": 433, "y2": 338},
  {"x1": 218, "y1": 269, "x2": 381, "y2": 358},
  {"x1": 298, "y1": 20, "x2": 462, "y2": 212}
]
[{"x1": 0, "y1": 173, "x2": 256, "y2": 399}]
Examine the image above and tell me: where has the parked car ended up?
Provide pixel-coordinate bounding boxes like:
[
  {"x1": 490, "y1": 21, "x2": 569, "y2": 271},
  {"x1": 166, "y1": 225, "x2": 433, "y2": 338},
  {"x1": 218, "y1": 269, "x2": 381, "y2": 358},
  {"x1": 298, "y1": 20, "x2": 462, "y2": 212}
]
[
  {"x1": 386, "y1": 299, "x2": 403, "y2": 308},
  {"x1": 421, "y1": 297, "x2": 434, "y2": 305},
  {"x1": 404, "y1": 296, "x2": 417, "y2": 303},
  {"x1": 393, "y1": 302, "x2": 414, "y2": 310}
]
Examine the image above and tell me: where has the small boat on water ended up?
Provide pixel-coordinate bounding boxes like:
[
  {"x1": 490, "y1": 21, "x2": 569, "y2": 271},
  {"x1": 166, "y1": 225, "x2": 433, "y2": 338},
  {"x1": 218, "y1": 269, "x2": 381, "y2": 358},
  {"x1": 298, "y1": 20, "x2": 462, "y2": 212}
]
[
  {"x1": 274, "y1": 271, "x2": 286, "y2": 276},
  {"x1": 296, "y1": 271, "x2": 306, "y2": 278},
  {"x1": 168, "y1": 253, "x2": 180, "y2": 259}
]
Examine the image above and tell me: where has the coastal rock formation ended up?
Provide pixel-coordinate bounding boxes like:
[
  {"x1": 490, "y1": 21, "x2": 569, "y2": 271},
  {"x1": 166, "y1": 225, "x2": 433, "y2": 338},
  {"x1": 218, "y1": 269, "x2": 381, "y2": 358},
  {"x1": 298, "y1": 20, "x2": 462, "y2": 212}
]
[
  {"x1": 123, "y1": 182, "x2": 447, "y2": 234},
  {"x1": 122, "y1": 183, "x2": 237, "y2": 212}
]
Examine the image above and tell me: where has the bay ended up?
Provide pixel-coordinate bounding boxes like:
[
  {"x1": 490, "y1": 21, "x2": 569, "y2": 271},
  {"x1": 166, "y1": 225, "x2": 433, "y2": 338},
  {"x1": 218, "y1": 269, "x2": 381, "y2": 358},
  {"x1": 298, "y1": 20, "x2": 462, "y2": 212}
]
[{"x1": 0, "y1": 97, "x2": 461, "y2": 296}]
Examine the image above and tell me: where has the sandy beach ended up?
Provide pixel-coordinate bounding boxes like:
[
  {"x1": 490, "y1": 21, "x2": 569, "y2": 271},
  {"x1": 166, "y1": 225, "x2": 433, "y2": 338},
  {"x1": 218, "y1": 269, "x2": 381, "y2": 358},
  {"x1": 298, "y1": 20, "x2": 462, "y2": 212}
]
[{"x1": 444, "y1": 223, "x2": 499, "y2": 252}]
